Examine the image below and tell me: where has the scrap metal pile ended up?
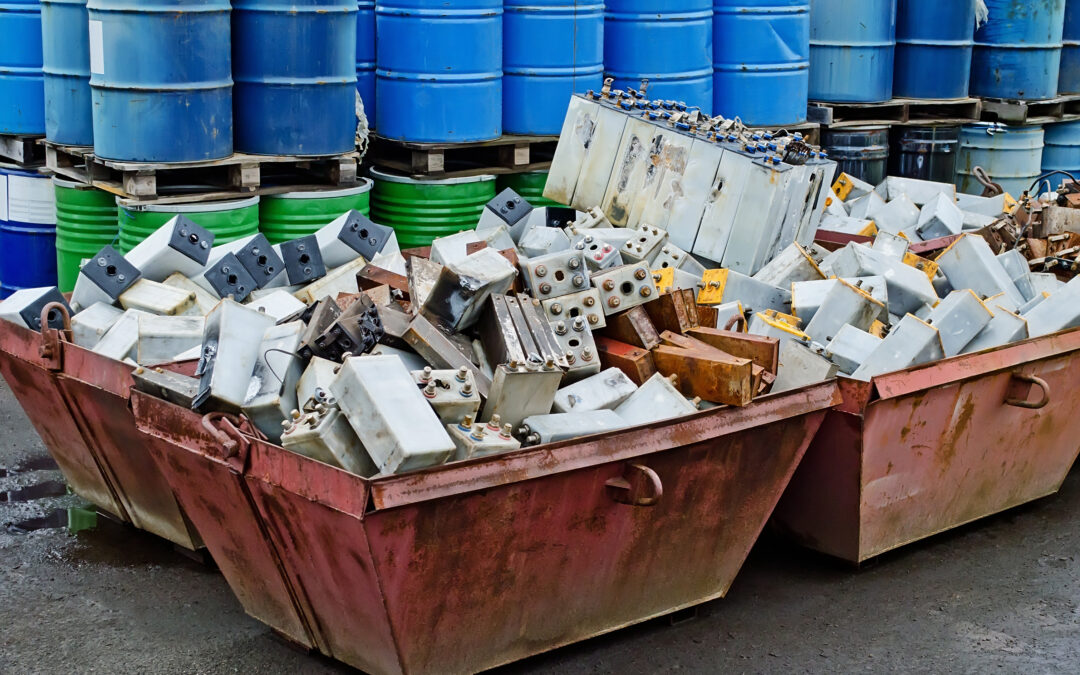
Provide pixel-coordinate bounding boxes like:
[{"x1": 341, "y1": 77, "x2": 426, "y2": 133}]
[{"x1": 1, "y1": 87, "x2": 1079, "y2": 479}]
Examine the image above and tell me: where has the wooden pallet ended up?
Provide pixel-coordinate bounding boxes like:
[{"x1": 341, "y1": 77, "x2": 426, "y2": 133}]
[
  {"x1": 980, "y1": 95, "x2": 1080, "y2": 124},
  {"x1": 808, "y1": 98, "x2": 982, "y2": 127},
  {"x1": 367, "y1": 133, "x2": 558, "y2": 178},
  {"x1": 0, "y1": 134, "x2": 46, "y2": 166},
  {"x1": 44, "y1": 142, "x2": 360, "y2": 200}
]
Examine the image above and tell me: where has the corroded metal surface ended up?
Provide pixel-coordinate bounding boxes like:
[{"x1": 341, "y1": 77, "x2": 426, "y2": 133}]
[
  {"x1": 55, "y1": 344, "x2": 201, "y2": 550},
  {"x1": 774, "y1": 327, "x2": 1080, "y2": 563},
  {"x1": 234, "y1": 382, "x2": 837, "y2": 674},
  {"x1": 132, "y1": 391, "x2": 317, "y2": 649},
  {"x1": 0, "y1": 320, "x2": 128, "y2": 521}
]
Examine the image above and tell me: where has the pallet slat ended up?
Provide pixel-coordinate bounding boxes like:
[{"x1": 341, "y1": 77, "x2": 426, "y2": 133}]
[
  {"x1": 808, "y1": 98, "x2": 982, "y2": 126},
  {"x1": 367, "y1": 134, "x2": 557, "y2": 178},
  {"x1": 979, "y1": 95, "x2": 1080, "y2": 124},
  {"x1": 0, "y1": 134, "x2": 46, "y2": 166},
  {"x1": 44, "y1": 142, "x2": 360, "y2": 200}
]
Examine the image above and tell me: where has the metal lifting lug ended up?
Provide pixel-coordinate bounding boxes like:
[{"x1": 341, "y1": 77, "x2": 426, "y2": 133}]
[
  {"x1": 38, "y1": 301, "x2": 72, "y2": 367},
  {"x1": 605, "y1": 463, "x2": 663, "y2": 507}
]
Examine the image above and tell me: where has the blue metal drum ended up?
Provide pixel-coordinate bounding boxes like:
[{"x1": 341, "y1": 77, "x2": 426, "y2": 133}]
[
  {"x1": 357, "y1": 0, "x2": 375, "y2": 128},
  {"x1": 0, "y1": 0, "x2": 45, "y2": 134},
  {"x1": 713, "y1": 0, "x2": 809, "y2": 126},
  {"x1": 376, "y1": 0, "x2": 502, "y2": 143},
  {"x1": 0, "y1": 166, "x2": 57, "y2": 297},
  {"x1": 1060, "y1": 0, "x2": 1080, "y2": 94},
  {"x1": 1041, "y1": 120, "x2": 1080, "y2": 180},
  {"x1": 234, "y1": 0, "x2": 357, "y2": 155},
  {"x1": 894, "y1": 0, "x2": 975, "y2": 100},
  {"x1": 971, "y1": 0, "x2": 1066, "y2": 101},
  {"x1": 955, "y1": 123, "x2": 1045, "y2": 197},
  {"x1": 809, "y1": 0, "x2": 897, "y2": 103},
  {"x1": 87, "y1": 0, "x2": 232, "y2": 162},
  {"x1": 41, "y1": 0, "x2": 92, "y2": 145},
  {"x1": 503, "y1": 1, "x2": 603, "y2": 135},
  {"x1": 605, "y1": 0, "x2": 713, "y2": 109}
]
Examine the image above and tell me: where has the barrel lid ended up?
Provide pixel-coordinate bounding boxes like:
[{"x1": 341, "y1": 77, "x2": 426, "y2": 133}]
[
  {"x1": 0, "y1": 163, "x2": 49, "y2": 179},
  {"x1": 116, "y1": 195, "x2": 260, "y2": 212},
  {"x1": 264, "y1": 179, "x2": 372, "y2": 200},
  {"x1": 369, "y1": 168, "x2": 496, "y2": 186},
  {"x1": 52, "y1": 176, "x2": 96, "y2": 190}
]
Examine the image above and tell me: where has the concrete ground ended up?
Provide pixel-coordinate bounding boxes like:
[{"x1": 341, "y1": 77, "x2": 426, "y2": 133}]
[{"x1": 1, "y1": 378, "x2": 1078, "y2": 674}]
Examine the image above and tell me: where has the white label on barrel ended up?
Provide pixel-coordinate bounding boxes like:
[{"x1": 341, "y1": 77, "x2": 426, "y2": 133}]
[
  {"x1": 0, "y1": 176, "x2": 8, "y2": 222},
  {"x1": 7, "y1": 176, "x2": 57, "y2": 225},
  {"x1": 89, "y1": 20, "x2": 104, "y2": 75}
]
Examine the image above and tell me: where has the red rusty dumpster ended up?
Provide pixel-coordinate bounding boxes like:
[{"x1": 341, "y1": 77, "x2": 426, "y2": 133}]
[
  {"x1": 131, "y1": 392, "x2": 318, "y2": 649},
  {"x1": 0, "y1": 303, "x2": 202, "y2": 550},
  {"x1": 54, "y1": 340, "x2": 202, "y2": 550},
  {"x1": 134, "y1": 380, "x2": 840, "y2": 674},
  {"x1": 773, "y1": 327, "x2": 1080, "y2": 564},
  {"x1": 0, "y1": 308, "x2": 129, "y2": 521}
]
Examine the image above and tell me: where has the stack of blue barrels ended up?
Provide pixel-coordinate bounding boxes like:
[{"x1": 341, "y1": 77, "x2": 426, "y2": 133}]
[
  {"x1": 0, "y1": 0, "x2": 46, "y2": 135},
  {"x1": 605, "y1": 1, "x2": 713, "y2": 111},
  {"x1": 504, "y1": 0, "x2": 603, "y2": 135},
  {"x1": 961, "y1": 0, "x2": 1067, "y2": 196},
  {"x1": 713, "y1": 0, "x2": 809, "y2": 126},
  {"x1": 376, "y1": 0, "x2": 502, "y2": 143},
  {"x1": 0, "y1": 166, "x2": 57, "y2": 297}
]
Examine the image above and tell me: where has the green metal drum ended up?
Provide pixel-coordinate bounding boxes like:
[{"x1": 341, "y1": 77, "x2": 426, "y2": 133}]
[
  {"x1": 258, "y1": 180, "x2": 372, "y2": 245},
  {"x1": 369, "y1": 169, "x2": 495, "y2": 248},
  {"x1": 116, "y1": 195, "x2": 260, "y2": 253},
  {"x1": 497, "y1": 171, "x2": 565, "y2": 208},
  {"x1": 53, "y1": 177, "x2": 119, "y2": 292}
]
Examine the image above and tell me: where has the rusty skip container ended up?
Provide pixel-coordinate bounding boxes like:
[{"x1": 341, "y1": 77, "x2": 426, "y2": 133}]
[
  {"x1": 132, "y1": 380, "x2": 840, "y2": 674},
  {"x1": 0, "y1": 307, "x2": 129, "y2": 521},
  {"x1": 773, "y1": 327, "x2": 1080, "y2": 564},
  {"x1": 0, "y1": 304, "x2": 202, "y2": 550}
]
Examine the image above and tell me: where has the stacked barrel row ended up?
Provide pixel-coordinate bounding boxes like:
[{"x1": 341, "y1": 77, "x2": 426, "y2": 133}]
[
  {"x1": 23, "y1": 0, "x2": 364, "y2": 159},
  {"x1": 379, "y1": 0, "x2": 810, "y2": 139},
  {"x1": 810, "y1": 0, "x2": 1079, "y2": 104}
]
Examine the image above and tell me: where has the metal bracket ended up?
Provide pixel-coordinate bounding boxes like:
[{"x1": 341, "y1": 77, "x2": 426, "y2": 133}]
[
  {"x1": 38, "y1": 302, "x2": 71, "y2": 370},
  {"x1": 201, "y1": 412, "x2": 263, "y2": 471},
  {"x1": 605, "y1": 463, "x2": 663, "y2": 507},
  {"x1": 1004, "y1": 372, "x2": 1050, "y2": 410}
]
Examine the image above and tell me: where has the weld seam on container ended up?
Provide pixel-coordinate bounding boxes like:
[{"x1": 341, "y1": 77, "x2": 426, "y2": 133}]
[
  {"x1": 370, "y1": 168, "x2": 495, "y2": 248},
  {"x1": 604, "y1": 1, "x2": 714, "y2": 108},
  {"x1": 87, "y1": 0, "x2": 233, "y2": 162},
  {"x1": 713, "y1": 0, "x2": 809, "y2": 126},
  {"x1": 41, "y1": 0, "x2": 94, "y2": 145},
  {"x1": 955, "y1": 123, "x2": 1045, "y2": 197},
  {"x1": 809, "y1": 0, "x2": 897, "y2": 103},
  {"x1": 893, "y1": 0, "x2": 975, "y2": 100},
  {"x1": 375, "y1": 1, "x2": 503, "y2": 143},
  {"x1": 0, "y1": 0, "x2": 46, "y2": 134},
  {"x1": 503, "y1": 1, "x2": 604, "y2": 135},
  {"x1": 971, "y1": 0, "x2": 1067, "y2": 101},
  {"x1": 53, "y1": 176, "x2": 118, "y2": 292},
  {"x1": 116, "y1": 195, "x2": 260, "y2": 253},
  {"x1": 259, "y1": 180, "x2": 372, "y2": 245},
  {"x1": 232, "y1": 0, "x2": 358, "y2": 155},
  {"x1": 0, "y1": 166, "x2": 58, "y2": 297}
]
